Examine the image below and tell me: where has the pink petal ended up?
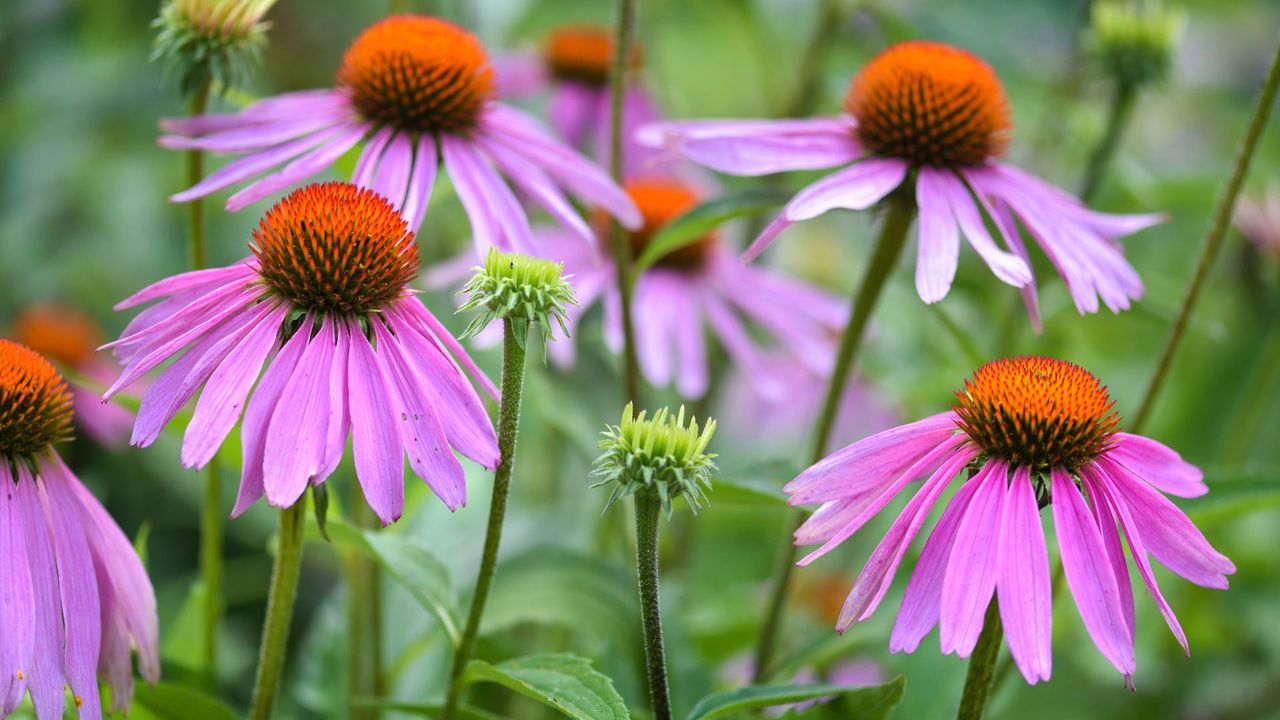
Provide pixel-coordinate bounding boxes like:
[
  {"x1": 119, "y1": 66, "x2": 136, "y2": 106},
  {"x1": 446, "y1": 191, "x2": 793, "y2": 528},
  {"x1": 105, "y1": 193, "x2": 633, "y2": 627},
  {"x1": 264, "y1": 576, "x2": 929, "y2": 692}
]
[
  {"x1": 15, "y1": 469, "x2": 66, "y2": 720},
  {"x1": 442, "y1": 134, "x2": 534, "y2": 252},
  {"x1": 393, "y1": 298, "x2": 499, "y2": 400},
  {"x1": 352, "y1": 126, "x2": 394, "y2": 189},
  {"x1": 1106, "y1": 434, "x2": 1206, "y2": 498},
  {"x1": 933, "y1": 170, "x2": 1032, "y2": 287},
  {"x1": 0, "y1": 467, "x2": 34, "y2": 710},
  {"x1": 170, "y1": 127, "x2": 345, "y2": 203},
  {"x1": 676, "y1": 128, "x2": 862, "y2": 176},
  {"x1": 915, "y1": 168, "x2": 960, "y2": 304},
  {"x1": 347, "y1": 321, "x2": 406, "y2": 525},
  {"x1": 316, "y1": 320, "x2": 351, "y2": 482},
  {"x1": 477, "y1": 134, "x2": 594, "y2": 244},
  {"x1": 940, "y1": 461, "x2": 1008, "y2": 657},
  {"x1": 400, "y1": 136, "x2": 439, "y2": 232},
  {"x1": 996, "y1": 466, "x2": 1052, "y2": 683},
  {"x1": 785, "y1": 158, "x2": 908, "y2": 221},
  {"x1": 263, "y1": 317, "x2": 336, "y2": 508},
  {"x1": 225, "y1": 122, "x2": 371, "y2": 211}
]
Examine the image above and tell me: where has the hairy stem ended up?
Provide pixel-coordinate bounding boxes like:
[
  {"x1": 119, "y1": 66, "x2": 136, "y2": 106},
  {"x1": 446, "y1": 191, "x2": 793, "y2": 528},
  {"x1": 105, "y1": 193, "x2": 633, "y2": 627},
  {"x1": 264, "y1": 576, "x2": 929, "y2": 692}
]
[
  {"x1": 442, "y1": 319, "x2": 530, "y2": 720},
  {"x1": 752, "y1": 193, "x2": 916, "y2": 682},
  {"x1": 607, "y1": 0, "x2": 643, "y2": 407},
  {"x1": 248, "y1": 497, "x2": 307, "y2": 720},
  {"x1": 956, "y1": 599, "x2": 1004, "y2": 720},
  {"x1": 635, "y1": 493, "x2": 672, "y2": 719},
  {"x1": 1133, "y1": 39, "x2": 1280, "y2": 433}
]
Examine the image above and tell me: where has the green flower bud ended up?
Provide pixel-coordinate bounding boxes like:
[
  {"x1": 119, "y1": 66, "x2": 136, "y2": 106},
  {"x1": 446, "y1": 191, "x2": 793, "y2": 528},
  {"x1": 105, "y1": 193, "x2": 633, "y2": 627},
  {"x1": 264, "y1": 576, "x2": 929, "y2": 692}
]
[
  {"x1": 459, "y1": 249, "x2": 577, "y2": 349},
  {"x1": 1087, "y1": 0, "x2": 1185, "y2": 90},
  {"x1": 151, "y1": 0, "x2": 276, "y2": 98},
  {"x1": 592, "y1": 403, "x2": 717, "y2": 516}
]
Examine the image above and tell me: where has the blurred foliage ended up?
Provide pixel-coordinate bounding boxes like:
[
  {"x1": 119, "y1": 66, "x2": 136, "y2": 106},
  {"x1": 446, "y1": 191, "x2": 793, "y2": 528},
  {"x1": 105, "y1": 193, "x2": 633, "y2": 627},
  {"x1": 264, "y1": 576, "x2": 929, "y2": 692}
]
[{"x1": 2, "y1": 0, "x2": 1280, "y2": 718}]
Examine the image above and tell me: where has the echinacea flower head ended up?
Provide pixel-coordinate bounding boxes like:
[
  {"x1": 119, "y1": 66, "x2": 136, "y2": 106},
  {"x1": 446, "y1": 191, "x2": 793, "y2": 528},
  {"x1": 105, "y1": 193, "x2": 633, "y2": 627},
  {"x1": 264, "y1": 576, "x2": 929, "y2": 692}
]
[
  {"x1": 159, "y1": 14, "x2": 640, "y2": 253},
  {"x1": 593, "y1": 403, "x2": 717, "y2": 516},
  {"x1": 0, "y1": 340, "x2": 159, "y2": 719},
  {"x1": 459, "y1": 249, "x2": 576, "y2": 344},
  {"x1": 786, "y1": 356, "x2": 1233, "y2": 686},
  {"x1": 1087, "y1": 0, "x2": 1184, "y2": 91},
  {"x1": 9, "y1": 304, "x2": 134, "y2": 447},
  {"x1": 152, "y1": 0, "x2": 276, "y2": 97},
  {"x1": 639, "y1": 40, "x2": 1166, "y2": 329},
  {"x1": 105, "y1": 182, "x2": 500, "y2": 525}
]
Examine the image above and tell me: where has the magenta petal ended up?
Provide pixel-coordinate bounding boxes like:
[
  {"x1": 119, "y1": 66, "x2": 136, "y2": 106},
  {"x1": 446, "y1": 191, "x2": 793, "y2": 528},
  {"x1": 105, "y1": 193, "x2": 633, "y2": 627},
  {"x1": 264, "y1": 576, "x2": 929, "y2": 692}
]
[
  {"x1": 234, "y1": 315, "x2": 314, "y2": 517},
  {"x1": 890, "y1": 474, "x2": 981, "y2": 653},
  {"x1": 226, "y1": 122, "x2": 371, "y2": 211},
  {"x1": 1050, "y1": 467, "x2": 1135, "y2": 676},
  {"x1": 15, "y1": 470, "x2": 66, "y2": 720},
  {"x1": 394, "y1": 298, "x2": 499, "y2": 400},
  {"x1": 400, "y1": 136, "x2": 439, "y2": 232},
  {"x1": 478, "y1": 134, "x2": 594, "y2": 244},
  {"x1": 347, "y1": 322, "x2": 406, "y2": 525},
  {"x1": 0, "y1": 468, "x2": 34, "y2": 711},
  {"x1": 263, "y1": 317, "x2": 336, "y2": 508},
  {"x1": 442, "y1": 134, "x2": 534, "y2": 253},
  {"x1": 352, "y1": 126, "x2": 394, "y2": 189},
  {"x1": 316, "y1": 321, "x2": 351, "y2": 482},
  {"x1": 996, "y1": 466, "x2": 1052, "y2": 683},
  {"x1": 1107, "y1": 434, "x2": 1206, "y2": 498},
  {"x1": 370, "y1": 132, "x2": 413, "y2": 211},
  {"x1": 1088, "y1": 470, "x2": 1135, "y2": 647},
  {"x1": 940, "y1": 461, "x2": 1007, "y2": 657},
  {"x1": 915, "y1": 168, "x2": 960, "y2": 304}
]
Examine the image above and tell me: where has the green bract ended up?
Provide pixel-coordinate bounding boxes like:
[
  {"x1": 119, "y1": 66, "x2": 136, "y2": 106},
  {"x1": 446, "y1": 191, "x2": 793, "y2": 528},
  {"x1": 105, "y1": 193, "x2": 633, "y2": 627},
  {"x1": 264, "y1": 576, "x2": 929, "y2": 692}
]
[
  {"x1": 592, "y1": 404, "x2": 717, "y2": 516},
  {"x1": 152, "y1": 0, "x2": 276, "y2": 98},
  {"x1": 459, "y1": 249, "x2": 577, "y2": 348},
  {"x1": 1087, "y1": 0, "x2": 1184, "y2": 90}
]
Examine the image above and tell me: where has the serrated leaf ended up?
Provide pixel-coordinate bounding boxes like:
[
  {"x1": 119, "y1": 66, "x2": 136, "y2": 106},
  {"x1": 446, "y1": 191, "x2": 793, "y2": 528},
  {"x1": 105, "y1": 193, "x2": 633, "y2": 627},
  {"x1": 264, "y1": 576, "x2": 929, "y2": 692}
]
[
  {"x1": 634, "y1": 189, "x2": 792, "y2": 272},
  {"x1": 462, "y1": 653, "x2": 629, "y2": 720},
  {"x1": 685, "y1": 675, "x2": 905, "y2": 720},
  {"x1": 129, "y1": 682, "x2": 240, "y2": 720}
]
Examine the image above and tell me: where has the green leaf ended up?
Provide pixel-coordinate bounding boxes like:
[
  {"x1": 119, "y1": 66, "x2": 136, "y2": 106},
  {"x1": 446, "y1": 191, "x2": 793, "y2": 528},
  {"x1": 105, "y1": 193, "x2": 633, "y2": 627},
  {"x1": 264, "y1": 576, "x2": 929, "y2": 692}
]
[
  {"x1": 130, "y1": 682, "x2": 240, "y2": 720},
  {"x1": 634, "y1": 189, "x2": 792, "y2": 272},
  {"x1": 348, "y1": 698, "x2": 504, "y2": 720},
  {"x1": 685, "y1": 675, "x2": 905, "y2": 720},
  {"x1": 710, "y1": 476, "x2": 789, "y2": 507},
  {"x1": 462, "y1": 653, "x2": 629, "y2": 720},
  {"x1": 481, "y1": 549, "x2": 638, "y2": 643},
  {"x1": 160, "y1": 581, "x2": 208, "y2": 669},
  {"x1": 316, "y1": 518, "x2": 462, "y2": 646}
]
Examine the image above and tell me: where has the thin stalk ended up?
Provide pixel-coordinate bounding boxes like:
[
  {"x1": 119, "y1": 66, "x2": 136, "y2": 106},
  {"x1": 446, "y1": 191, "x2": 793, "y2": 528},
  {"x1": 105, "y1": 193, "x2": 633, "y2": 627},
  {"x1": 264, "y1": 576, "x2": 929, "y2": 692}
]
[
  {"x1": 635, "y1": 493, "x2": 672, "y2": 720},
  {"x1": 248, "y1": 497, "x2": 308, "y2": 720},
  {"x1": 607, "y1": 0, "x2": 642, "y2": 407},
  {"x1": 1133, "y1": 38, "x2": 1280, "y2": 433},
  {"x1": 442, "y1": 319, "x2": 530, "y2": 720},
  {"x1": 956, "y1": 599, "x2": 1004, "y2": 720},
  {"x1": 348, "y1": 493, "x2": 380, "y2": 720},
  {"x1": 752, "y1": 193, "x2": 916, "y2": 682},
  {"x1": 1079, "y1": 82, "x2": 1137, "y2": 203},
  {"x1": 184, "y1": 81, "x2": 222, "y2": 678}
]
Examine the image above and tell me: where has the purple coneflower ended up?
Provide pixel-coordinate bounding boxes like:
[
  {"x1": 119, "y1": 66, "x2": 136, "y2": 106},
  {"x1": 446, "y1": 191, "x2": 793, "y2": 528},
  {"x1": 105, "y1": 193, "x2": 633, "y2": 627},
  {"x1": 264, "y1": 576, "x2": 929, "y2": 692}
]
[
  {"x1": 158, "y1": 15, "x2": 640, "y2": 251},
  {"x1": 0, "y1": 339, "x2": 159, "y2": 719},
  {"x1": 786, "y1": 356, "x2": 1233, "y2": 685},
  {"x1": 104, "y1": 183, "x2": 499, "y2": 524},
  {"x1": 10, "y1": 303, "x2": 134, "y2": 448},
  {"x1": 639, "y1": 41, "x2": 1165, "y2": 328}
]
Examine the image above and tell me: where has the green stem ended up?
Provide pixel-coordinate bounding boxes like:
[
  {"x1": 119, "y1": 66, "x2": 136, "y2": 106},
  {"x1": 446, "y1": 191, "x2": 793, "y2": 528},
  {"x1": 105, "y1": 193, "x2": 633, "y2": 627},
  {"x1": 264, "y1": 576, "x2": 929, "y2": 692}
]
[
  {"x1": 1079, "y1": 82, "x2": 1137, "y2": 203},
  {"x1": 751, "y1": 192, "x2": 916, "y2": 682},
  {"x1": 248, "y1": 497, "x2": 308, "y2": 720},
  {"x1": 1132, "y1": 38, "x2": 1280, "y2": 433},
  {"x1": 1219, "y1": 322, "x2": 1280, "y2": 465},
  {"x1": 607, "y1": 0, "x2": 643, "y2": 407},
  {"x1": 956, "y1": 599, "x2": 1004, "y2": 720},
  {"x1": 635, "y1": 493, "x2": 672, "y2": 720},
  {"x1": 442, "y1": 319, "x2": 530, "y2": 720},
  {"x1": 348, "y1": 494, "x2": 380, "y2": 720}
]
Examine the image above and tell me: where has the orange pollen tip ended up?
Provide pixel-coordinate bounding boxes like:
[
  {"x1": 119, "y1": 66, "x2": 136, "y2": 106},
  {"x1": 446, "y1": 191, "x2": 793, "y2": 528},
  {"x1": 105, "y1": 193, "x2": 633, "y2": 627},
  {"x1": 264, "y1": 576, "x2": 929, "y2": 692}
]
[
  {"x1": 337, "y1": 15, "x2": 494, "y2": 134},
  {"x1": 544, "y1": 25, "x2": 639, "y2": 85},
  {"x1": 621, "y1": 179, "x2": 714, "y2": 271},
  {"x1": 15, "y1": 671, "x2": 24, "y2": 680},
  {"x1": 10, "y1": 303, "x2": 103, "y2": 368},
  {"x1": 953, "y1": 356, "x2": 1119, "y2": 471},
  {"x1": 252, "y1": 183, "x2": 418, "y2": 316},
  {"x1": 0, "y1": 340, "x2": 74, "y2": 461},
  {"x1": 844, "y1": 40, "x2": 1012, "y2": 167}
]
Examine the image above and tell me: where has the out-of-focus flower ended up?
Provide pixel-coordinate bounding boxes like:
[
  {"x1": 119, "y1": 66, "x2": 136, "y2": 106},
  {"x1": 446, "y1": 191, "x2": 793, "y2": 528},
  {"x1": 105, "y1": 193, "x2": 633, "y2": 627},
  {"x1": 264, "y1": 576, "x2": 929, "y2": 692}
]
[
  {"x1": 640, "y1": 41, "x2": 1166, "y2": 330},
  {"x1": 592, "y1": 403, "x2": 716, "y2": 515},
  {"x1": 721, "y1": 653, "x2": 884, "y2": 717},
  {"x1": 1087, "y1": 0, "x2": 1185, "y2": 91},
  {"x1": 152, "y1": 0, "x2": 277, "y2": 97},
  {"x1": 158, "y1": 15, "x2": 640, "y2": 253},
  {"x1": 1234, "y1": 185, "x2": 1280, "y2": 259},
  {"x1": 10, "y1": 303, "x2": 133, "y2": 447},
  {"x1": 786, "y1": 356, "x2": 1233, "y2": 685},
  {"x1": 104, "y1": 183, "x2": 500, "y2": 525},
  {"x1": 496, "y1": 25, "x2": 661, "y2": 174},
  {"x1": 0, "y1": 340, "x2": 159, "y2": 719}
]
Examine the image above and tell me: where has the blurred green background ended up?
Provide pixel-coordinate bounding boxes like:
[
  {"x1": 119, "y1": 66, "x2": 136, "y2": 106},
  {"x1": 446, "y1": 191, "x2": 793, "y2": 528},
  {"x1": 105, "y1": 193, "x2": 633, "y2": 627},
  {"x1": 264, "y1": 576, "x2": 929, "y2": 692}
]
[{"x1": 2, "y1": 0, "x2": 1279, "y2": 718}]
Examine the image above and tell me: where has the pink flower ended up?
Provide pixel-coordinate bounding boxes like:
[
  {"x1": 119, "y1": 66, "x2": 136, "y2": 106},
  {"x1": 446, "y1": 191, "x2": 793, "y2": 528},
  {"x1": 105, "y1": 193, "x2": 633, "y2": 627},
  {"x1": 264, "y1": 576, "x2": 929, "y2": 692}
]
[
  {"x1": 721, "y1": 653, "x2": 884, "y2": 717},
  {"x1": 786, "y1": 356, "x2": 1233, "y2": 685},
  {"x1": 639, "y1": 41, "x2": 1165, "y2": 330},
  {"x1": 1234, "y1": 185, "x2": 1280, "y2": 258},
  {"x1": 9, "y1": 303, "x2": 134, "y2": 448},
  {"x1": 495, "y1": 25, "x2": 663, "y2": 175},
  {"x1": 104, "y1": 183, "x2": 499, "y2": 524},
  {"x1": 0, "y1": 340, "x2": 159, "y2": 719},
  {"x1": 158, "y1": 15, "x2": 640, "y2": 253}
]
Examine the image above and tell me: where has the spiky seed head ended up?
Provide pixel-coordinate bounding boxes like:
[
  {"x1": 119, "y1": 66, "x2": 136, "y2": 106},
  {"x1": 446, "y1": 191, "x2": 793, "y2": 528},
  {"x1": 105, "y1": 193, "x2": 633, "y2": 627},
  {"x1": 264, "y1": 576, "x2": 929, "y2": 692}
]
[
  {"x1": 1087, "y1": 0, "x2": 1184, "y2": 91},
  {"x1": 458, "y1": 249, "x2": 577, "y2": 348},
  {"x1": 592, "y1": 403, "x2": 717, "y2": 517},
  {"x1": 0, "y1": 340, "x2": 74, "y2": 463}
]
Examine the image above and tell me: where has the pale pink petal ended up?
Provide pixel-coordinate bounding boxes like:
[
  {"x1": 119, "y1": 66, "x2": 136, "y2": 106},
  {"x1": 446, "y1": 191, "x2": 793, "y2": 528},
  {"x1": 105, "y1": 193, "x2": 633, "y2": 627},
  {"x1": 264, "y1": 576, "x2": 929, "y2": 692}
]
[
  {"x1": 226, "y1": 122, "x2": 371, "y2": 211},
  {"x1": 171, "y1": 127, "x2": 345, "y2": 203},
  {"x1": 549, "y1": 82, "x2": 599, "y2": 150},
  {"x1": 933, "y1": 170, "x2": 1033, "y2": 288},
  {"x1": 635, "y1": 116, "x2": 861, "y2": 175},
  {"x1": 633, "y1": 273, "x2": 678, "y2": 388},
  {"x1": 400, "y1": 136, "x2": 439, "y2": 232},
  {"x1": 1107, "y1": 434, "x2": 1206, "y2": 498},
  {"x1": 477, "y1": 134, "x2": 594, "y2": 244},
  {"x1": 352, "y1": 126, "x2": 394, "y2": 189},
  {"x1": 158, "y1": 110, "x2": 350, "y2": 153},
  {"x1": 915, "y1": 168, "x2": 961, "y2": 304},
  {"x1": 369, "y1": 132, "x2": 414, "y2": 211},
  {"x1": 785, "y1": 158, "x2": 908, "y2": 222},
  {"x1": 442, "y1": 134, "x2": 534, "y2": 252},
  {"x1": 996, "y1": 466, "x2": 1052, "y2": 683},
  {"x1": 699, "y1": 289, "x2": 785, "y2": 399},
  {"x1": 940, "y1": 461, "x2": 1008, "y2": 657},
  {"x1": 671, "y1": 284, "x2": 708, "y2": 398}
]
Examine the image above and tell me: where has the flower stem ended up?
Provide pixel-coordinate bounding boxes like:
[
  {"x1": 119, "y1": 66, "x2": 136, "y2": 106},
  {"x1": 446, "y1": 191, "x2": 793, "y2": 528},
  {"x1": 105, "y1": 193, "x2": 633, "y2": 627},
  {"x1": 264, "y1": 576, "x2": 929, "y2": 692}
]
[
  {"x1": 1079, "y1": 82, "x2": 1138, "y2": 203},
  {"x1": 752, "y1": 192, "x2": 916, "y2": 682},
  {"x1": 248, "y1": 496, "x2": 308, "y2": 720},
  {"x1": 1132, "y1": 38, "x2": 1280, "y2": 433},
  {"x1": 607, "y1": 0, "x2": 643, "y2": 407},
  {"x1": 635, "y1": 492, "x2": 672, "y2": 720},
  {"x1": 184, "y1": 80, "x2": 223, "y2": 679},
  {"x1": 442, "y1": 318, "x2": 530, "y2": 720},
  {"x1": 956, "y1": 599, "x2": 1004, "y2": 720}
]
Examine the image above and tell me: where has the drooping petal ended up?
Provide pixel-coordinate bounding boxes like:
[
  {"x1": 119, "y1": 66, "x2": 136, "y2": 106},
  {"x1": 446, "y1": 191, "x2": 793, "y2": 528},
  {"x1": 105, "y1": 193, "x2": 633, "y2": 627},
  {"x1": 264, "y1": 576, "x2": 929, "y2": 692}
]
[
  {"x1": 316, "y1": 319, "x2": 352, "y2": 481},
  {"x1": 442, "y1": 134, "x2": 534, "y2": 252},
  {"x1": 915, "y1": 168, "x2": 961, "y2": 304},
  {"x1": 1106, "y1": 434, "x2": 1207, "y2": 498},
  {"x1": 1087, "y1": 470, "x2": 1135, "y2": 647},
  {"x1": 635, "y1": 116, "x2": 862, "y2": 175},
  {"x1": 940, "y1": 461, "x2": 1008, "y2": 657},
  {"x1": 1050, "y1": 467, "x2": 1135, "y2": 676},
  {"x1": 785, "y1": 158, "x2": 908, "y2": 222},
  {"x1": 171, "y1": 127, "x2": 347, "y2": 203},
  {"x1": 263, "y1": 317, "x2": 336, "y2": 508},
  {"x1": 226, "y1": 122, "x2": 371, "y2": 211},
  {"x1": 996, "y1": 466, "x2": 1052, "y2": 683},
  {"x1": 352, "y1": 126, "x2": 394, "y2": 189},
  {"x1": 633, "y1": 273, "x2": 679, "y2": 389},
  {"x1": 394, "y1": 298, "x2": 499, "y2": 399},
  {"x1": 400, "y1": 136, "x2": 439, "y2": 233},
  {"x1": 671, "y1": 286, "x2": 708, "y2": 399},
  {"x1": 0, "y1": 465, "x2": 34, "y2": 711},
  {"x1": 699, "y1": 289, "x2": 785, "y2": 399},
  {"x1": 477, "y1": 134, "x2": 594, "y2": 244},
  {"x1": 15, "y1": 469, "x2": 66, "y2": 720},
  {"x1": 347, "y1": 321, "x2": 406, "y2": 525},
  {"x1": 933, "y1": 170, "x2": 1032, "y2": 288},
  {"x1": 370, "y1": 132, "x2": 414, "y2": 211}
]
